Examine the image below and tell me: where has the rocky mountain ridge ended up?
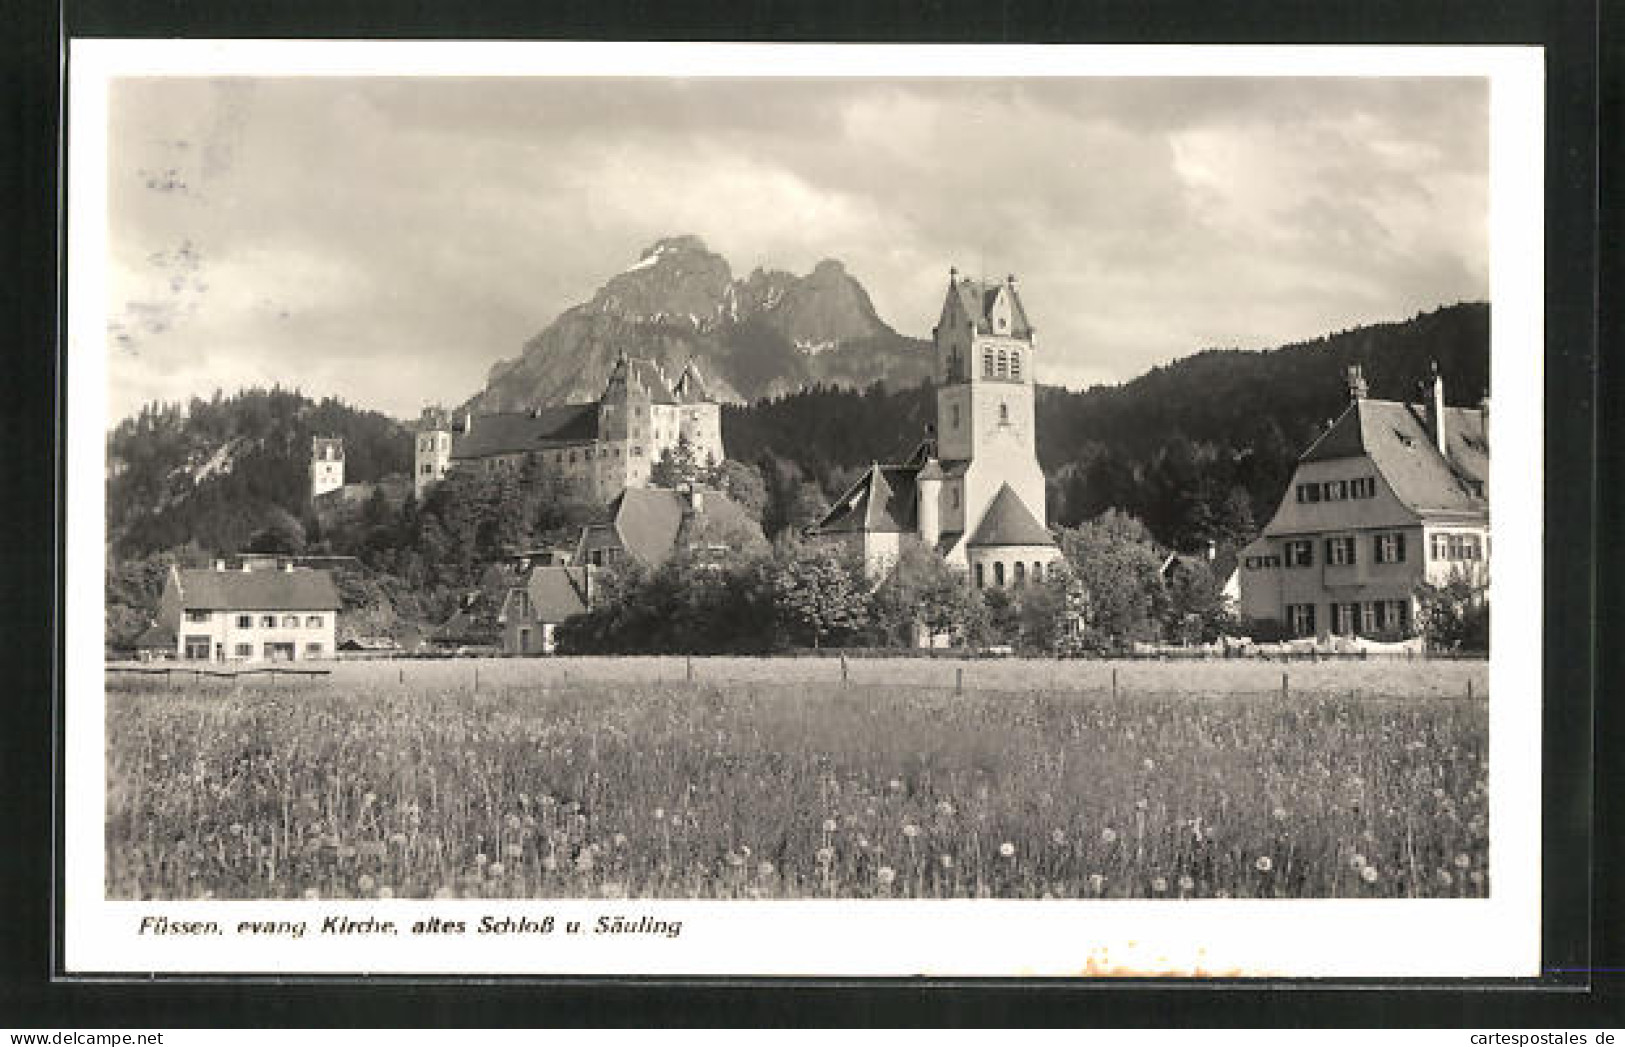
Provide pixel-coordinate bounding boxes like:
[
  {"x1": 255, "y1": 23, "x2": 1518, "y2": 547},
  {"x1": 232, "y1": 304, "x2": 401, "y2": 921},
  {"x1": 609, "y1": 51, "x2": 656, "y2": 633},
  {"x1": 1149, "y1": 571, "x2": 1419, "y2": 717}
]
[{"x1": 471, "y1": 236, "x2": 931, "y2": 411}]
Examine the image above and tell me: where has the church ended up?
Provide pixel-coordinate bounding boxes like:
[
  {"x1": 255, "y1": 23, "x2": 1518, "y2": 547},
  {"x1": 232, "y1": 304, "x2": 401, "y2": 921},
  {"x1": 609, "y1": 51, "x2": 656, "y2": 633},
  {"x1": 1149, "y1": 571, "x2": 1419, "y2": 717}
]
[{"x1": 809, "y1": 269, "x2": 1060, "y2": 589}]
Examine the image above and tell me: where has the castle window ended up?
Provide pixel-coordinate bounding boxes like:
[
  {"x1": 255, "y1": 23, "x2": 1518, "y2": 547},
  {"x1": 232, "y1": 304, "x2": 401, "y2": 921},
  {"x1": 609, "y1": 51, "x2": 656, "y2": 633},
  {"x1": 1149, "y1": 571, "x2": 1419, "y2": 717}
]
[
  {"x1": 974, "y1": 563, "x2": 985, "y2": 588},
  {"x1": 994, "y1": 562, "x2": 1006, "y2": 587},
  {"x1": 1013, "y1": 561, "x2": 1026, "y2": 587},
  {"x1": 1010, "y1": 351, "x2": 1021, "y2": 381},
  {"x1": 997, "y1": 350, "x2": 1008, "y2": 377},
  {"x1": 951, "y1": 487, "x2": 960, "y2": 509},
  {"x1": 983, "y1": 350, "x2": 994, "y2": 377},
  {"x1": 951, "y1": 403, "x2": 960, "y2": 429}
]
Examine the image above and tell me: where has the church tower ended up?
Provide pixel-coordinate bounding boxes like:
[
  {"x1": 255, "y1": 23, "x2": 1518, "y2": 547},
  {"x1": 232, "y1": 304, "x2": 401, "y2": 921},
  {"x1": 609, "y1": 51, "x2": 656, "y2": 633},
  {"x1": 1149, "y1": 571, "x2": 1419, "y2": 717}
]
[
  {"x1": 929, "y1": 269, "x2": 1048, "y2": 561},
  {"x1": 310, "y1": 436, "x2": 345, "y2": 499}
]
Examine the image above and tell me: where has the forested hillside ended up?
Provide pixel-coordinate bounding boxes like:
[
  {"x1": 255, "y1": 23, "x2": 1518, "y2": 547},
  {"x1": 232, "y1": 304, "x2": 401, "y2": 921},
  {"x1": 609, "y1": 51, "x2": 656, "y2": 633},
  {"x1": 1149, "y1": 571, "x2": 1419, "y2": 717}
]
[{"x1": 107, "y1": 387, "x2": 412, "y2": 558}]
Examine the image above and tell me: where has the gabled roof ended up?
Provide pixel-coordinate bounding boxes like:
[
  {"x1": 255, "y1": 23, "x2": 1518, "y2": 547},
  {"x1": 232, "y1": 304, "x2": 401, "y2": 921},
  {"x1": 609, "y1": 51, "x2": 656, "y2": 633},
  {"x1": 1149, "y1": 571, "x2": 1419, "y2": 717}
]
[
  {"x1": 133, "y1": 622, "x2": 175, "y2": 648},
  {"x1": 590, "y1": 486, "x2": 764, "y2": 565},
  {"x1": 452, "y1": 404, "x2": 599, "y2": 460},
  {"x1": 173, "y1": 567, "x2": 342, "y2": 611},
  {"x1": 967, "y1": 484, "x2": 1054, "y2": 547},
  {"x1": 944, "y1": 276, "x2": 1034, "y2": 338},
  {"x1": 672, "y1": 360, "x2": 713, "y2": 404},
  {"x1": 812, "y1": 463, "x2": 920, "y2": 535},
  {"x1": 1299, "y1": 398, "x2": 1488, "y2": 514},
  {"x1": 506, "y1": 566, "x2": 592, "y2": 623},
  {"x1": 602, "y1": 355, "x2": 677, "y2": 405}
]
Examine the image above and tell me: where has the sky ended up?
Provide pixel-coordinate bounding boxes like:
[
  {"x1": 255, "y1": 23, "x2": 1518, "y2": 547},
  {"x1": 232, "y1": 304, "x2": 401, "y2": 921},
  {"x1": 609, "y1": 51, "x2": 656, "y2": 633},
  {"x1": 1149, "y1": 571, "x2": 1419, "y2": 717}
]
[{"x1": 103, "y1": 75, "x2": 1489, "y2": 424}]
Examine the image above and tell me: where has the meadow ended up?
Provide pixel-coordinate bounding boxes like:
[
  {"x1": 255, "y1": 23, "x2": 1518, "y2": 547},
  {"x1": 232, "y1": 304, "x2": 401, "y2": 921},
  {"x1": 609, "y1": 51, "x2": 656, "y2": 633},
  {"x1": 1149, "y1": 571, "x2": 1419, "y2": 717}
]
[{"x1": 105, "y1": 657, "x2": 1489, "y2": 901}]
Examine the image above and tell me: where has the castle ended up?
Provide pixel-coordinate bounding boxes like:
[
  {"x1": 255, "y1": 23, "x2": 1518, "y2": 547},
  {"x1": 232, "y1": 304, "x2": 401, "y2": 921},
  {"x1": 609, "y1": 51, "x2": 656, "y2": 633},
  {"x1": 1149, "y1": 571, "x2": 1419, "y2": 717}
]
[
  {"x1": 411, "y1": 353, "x2": 724, "y2": 501},
  {"x1": 809, "y1": 269, "x2": 1060, "y2": 588},
  {"x1": 310, "y1": 436, "x2": 344, "y2": 498}
]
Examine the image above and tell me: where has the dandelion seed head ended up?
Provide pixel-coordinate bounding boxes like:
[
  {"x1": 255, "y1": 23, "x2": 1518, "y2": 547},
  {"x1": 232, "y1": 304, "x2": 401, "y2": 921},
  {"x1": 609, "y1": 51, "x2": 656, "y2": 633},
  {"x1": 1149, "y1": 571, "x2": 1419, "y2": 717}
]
[
  {"x1": 903, "y1": 824, "x2": 920, "y2": 839},
  {"x1": 1272, "y1": 807, "x2": 1288, "y2": 822},
  {"x1": 357, "y1": 874, "x2": 376, "y2": 892},
  {"x1": 1142, "y1": 758, "x2": 1155, "y2": 772},
  {"x1": 888, "y1": 778, "x2": 903, "y2": 792},
  {"x1": 1255, "y1": 856, "x2": 1274, "y2": 873},
  {"x1": 876, "y1": 866, "x2": 896, "y2": 885},
  {"x1": 1178, "y1": 875, "x2": 1195, "y2": 891},
  {"x1": 1100, "y1": 827, "x2": 1118, "y2": 844},
  {"x1": 822, "y1": 818, "x2": 838, "y2": 833},
  {"x1": 541, "y1": 856, "x2": 558, "y2": 872},
  {"x1": 302, "y1": 888, "x2": 319, "y2": 900},
  {"x1": 1087, "y1": 874, "x2": 1105, "y2": 892},
  {"x1": 816, "y1": 847, "x2": 834, "y2": 865},
  {"x1": 1151, "y1": 877, "x2": 1168, "y2": 893},
  {"x1": 377, "y1": 886, "x2": 393, "y2": 900},
  {"x1": 1361, "y1": 864, "x2": 1380, "y2": 883},
  {"x1": 1051, "y1": 829, "x2": 1066, "y2": 845},
  {"x1": 653, "y1": 807, "x2": 665, "y2": 822},
  {"x1": 999, "y1": 841, "x2": 1016, "y2": 858},
  {"x1": 939, "y1": 855, "x2": 954, "y2": 870},
  {"x1": 1454, "y1": 853, "x2": 1471, "y2": 869}
]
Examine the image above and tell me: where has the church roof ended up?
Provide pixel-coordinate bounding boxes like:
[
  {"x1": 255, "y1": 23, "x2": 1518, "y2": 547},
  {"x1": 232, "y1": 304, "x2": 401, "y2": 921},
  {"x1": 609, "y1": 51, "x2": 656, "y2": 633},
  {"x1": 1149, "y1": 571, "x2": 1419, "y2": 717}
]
[
  {"x1": 967, "y1": 484, "x2": 1054, "y2": 547},
  {"x1": 451, "y1": 405, "x2": 600, "y2": 459},
  {"x1": 946, "y1": 276, "x2": 1033, "y2": 338},
  {"x1": 812, "y1": 464, "x2": 920, "y2": 535}
]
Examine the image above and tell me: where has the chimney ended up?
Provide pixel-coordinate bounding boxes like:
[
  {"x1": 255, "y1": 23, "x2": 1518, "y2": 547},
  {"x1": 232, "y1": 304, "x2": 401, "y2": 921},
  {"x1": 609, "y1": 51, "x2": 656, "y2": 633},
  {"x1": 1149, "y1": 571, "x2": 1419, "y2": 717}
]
[
  {"x1": 1425, "y1": 362, "x2": 1447, "y2": 451},
  {"x1": 1346, "y1": 363, "x2": 1368, "y2": 400},
  {"x1": 1206, "y1": 540, "x2": 1216, "y2": 562}
]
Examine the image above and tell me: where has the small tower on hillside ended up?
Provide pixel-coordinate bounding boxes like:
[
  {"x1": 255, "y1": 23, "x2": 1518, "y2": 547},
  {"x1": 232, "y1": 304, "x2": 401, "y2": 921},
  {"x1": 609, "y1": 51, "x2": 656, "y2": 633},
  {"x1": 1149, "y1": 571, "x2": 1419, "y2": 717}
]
[
  {"x1": 414, "y1": 406, "x2": 454, "y2": 500},
  {"x1": 310, "y1": 436, "x2": 345, "y2": 499}
]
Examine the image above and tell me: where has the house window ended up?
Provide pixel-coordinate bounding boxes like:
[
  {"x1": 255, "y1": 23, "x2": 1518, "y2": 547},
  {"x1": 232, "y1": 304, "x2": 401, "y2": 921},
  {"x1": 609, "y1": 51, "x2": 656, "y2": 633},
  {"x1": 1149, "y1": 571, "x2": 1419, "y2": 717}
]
[
  {"x1": 1332, "y1": 603, "x2": 1359, "y2": 636},
  {"x1": 306, "y1": 615, "x2": 323, "y2": 628},
  {"x1": 1296, "y1": 483, "x2": 1322, "y2": 504},
  {"x1": 183, "y1": 636, "x2": 211, "y2": 660},
  {"x1": 632, "y1": 446, "x2": 643, "y2": 457},
  {"x1": 261, "y1": 615, "x2": 277, "y2": 628},
  {"x1": 1324, "y1": 480, "x2": 1347, "y2": 501},
  {"x1": 974, "y1": 563, "x2": 985, "y2": 589},
  {"x1": 234, "y1": 643, "x2": 253, "y2": 658},
  {"x1": 305, "y1": 643, "x2": 323, "y2": 657},
  {"x1": 420, "y1": 464, "x2": 432, "y2": 475},
  {"x1": 282, "y1": 615, "x2": 299, "y2": 628},
  {"x1": 951, "y1": 487, "x2": 960, "y2": 509},
  {"x1": 994, "y1": 562, "x2": 1006, "y2": 587},
  {"x1": 236, "y1": 614, "x2": 252, "y2": 629},
  {"x1": 1360, "y1": 603, "x2": 1377, "y2": 634},
  {"x1": 1010, "y1": 350, "x2": 1021, "y2": 381},
  {"x1": 1326, "y1": 536, "x2": 1356, "y2": 566},
  {"x1": 999, "y1": 403, "x2": 1010, "y2": 425},
  {"x1": 951, "y1": 403, "x2": 960, "y2": 429},
  {"x1": 1384, "y1": 600, "x2": 1410, "y2": 632},
  {"x1": 1352, "y1": 477, "x2": 1376, "y2": 498},
  {"x1": 983, "y1": 350, "x2": 994, "y2": 377},
  {"x1": 997, "y1": 350, "x2": 1008, "y2": 377},
  {"x1": 1285, "y1": 540, "x2": 1314, "y2": 567},
  {"x1": 1374, "y1": 533, "x2": 1406, "y2": 564},
  {"x1": 1013, "y1": 561, "x2": 1026, "y2": 587},
  {"x1": 1287, "y1": 604, "x2": 1316, "y2": 637},
  {"x1": 185, "y1": 609, "x2": 210, "y2": 623},
  {"x1": 1032, "y1": 561, "x2": 1043, "y2": 582}
]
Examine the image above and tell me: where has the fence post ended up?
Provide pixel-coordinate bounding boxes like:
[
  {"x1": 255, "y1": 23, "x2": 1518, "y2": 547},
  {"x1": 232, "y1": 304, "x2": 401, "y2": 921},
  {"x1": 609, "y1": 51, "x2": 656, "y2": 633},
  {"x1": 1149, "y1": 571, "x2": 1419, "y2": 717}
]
[
  {"x1": 956, "y1": 666, "x2": 963, "y2": 695},
  {"x1": 1282, "y1": 671, "x2": 1289, "y2": 701},
  {"x1": 841, "y1": 655, "x2": 848, "y2": 688},
  {"x1": 399, "y1": 666, "x2": 404, "y2": 685},
  {"x1": 1112, "y1": 667, "x2": 1118, "y2": 700},
  {"x1": 1467, "y1": 679, "x2": 1473, "y2": 700},
  {"x1": 687, "y1": 655, "x2": 694, "y2": 684},
  {"x1": 474, "y1": 665, "x2": 480, "y2": 692}
]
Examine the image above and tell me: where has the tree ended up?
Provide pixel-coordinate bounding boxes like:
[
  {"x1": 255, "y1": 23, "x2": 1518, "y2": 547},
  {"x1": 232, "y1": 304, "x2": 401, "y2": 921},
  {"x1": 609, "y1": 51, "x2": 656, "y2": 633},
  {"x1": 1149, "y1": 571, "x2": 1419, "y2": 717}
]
[
  {"x1": 1414, "y1": 567, "x2": 1489, "y2": 652},
  {"x1": 1161, "y1": 558, "x2": 1230, "y2": 645},
  {"x1": 1056, "y1": 510, "x2": 1167, "y2": 651},
  {"x1": 650, "y1": 434, "x2": 707, "y2": 489},
  {"x1": 771, "y1": 542, "x2": 869, "y2": 648},
  {"x1": 715, "y1": 459, "x2": 769, "y2": 520},
  {"x1": 246, "y1": 506, "x2": 307, "y2": 554},
  {"x1": 869, "y1": 539, "x2": 984, "y2": 647},
  {"x1": 786, "y1": 482, "x2": 831, "y2": 533}
]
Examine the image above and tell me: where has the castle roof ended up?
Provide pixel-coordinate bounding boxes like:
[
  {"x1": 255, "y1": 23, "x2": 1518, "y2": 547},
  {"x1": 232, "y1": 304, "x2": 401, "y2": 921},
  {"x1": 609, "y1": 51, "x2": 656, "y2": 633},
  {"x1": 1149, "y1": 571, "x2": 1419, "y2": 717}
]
[
  {"x1": 672, "y1": 360, "x2": 713, "y2": 404},
  {"x1": 172, "y1": 566, "x2": 342, "y2": 611},
  {"x1": 451, "y1": 404, "x2": 600, "y2": 460},
  {"x1": 967, "y1": 484, "x2": 1054, "y2": 547},
  {"x1": 603, "y1": 355, "x2": 678, "y2": 404}
]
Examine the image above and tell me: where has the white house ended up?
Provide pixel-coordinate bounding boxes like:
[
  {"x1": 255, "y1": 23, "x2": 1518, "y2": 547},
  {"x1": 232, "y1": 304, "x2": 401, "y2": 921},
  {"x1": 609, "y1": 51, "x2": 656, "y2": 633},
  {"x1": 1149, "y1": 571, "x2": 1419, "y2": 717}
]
[
  {"x1": 148, "y1": 561, "x2": 342, "y2": 662},
  {"x1": 1238, "y1": 364, "x2": 1489, "y2": 640}
]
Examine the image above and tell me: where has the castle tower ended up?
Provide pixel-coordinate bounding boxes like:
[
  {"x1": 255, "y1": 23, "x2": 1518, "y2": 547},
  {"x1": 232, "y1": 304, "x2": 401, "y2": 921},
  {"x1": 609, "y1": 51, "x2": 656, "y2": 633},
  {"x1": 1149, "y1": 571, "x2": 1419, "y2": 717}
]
[
  {"x1": 310, "y1": 436, "x2": 345, "y2": 499},
  {"x1": 414, "y1": 406, "x2": 453, "y2": 500},
  {"x1": 672, "y1": 358, "x2": 724, "y2": 468}
]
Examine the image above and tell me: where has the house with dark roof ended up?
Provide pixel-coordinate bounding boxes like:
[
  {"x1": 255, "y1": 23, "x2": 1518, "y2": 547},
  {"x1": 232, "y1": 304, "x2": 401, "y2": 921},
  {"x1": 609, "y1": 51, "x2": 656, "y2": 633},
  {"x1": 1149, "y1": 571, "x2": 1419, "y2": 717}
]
[
  {"x1": 412, "y1": 353, "x2": 725, "y2": 501},
  {"x1": 809, "y1": 268, "x2": 1060, "y2": 590},
  {"x1": 497, "y1": 565, "x2": 596, "y2": 654},
  {"x1": 576, "y1": 485, "x2": 766, "y2": 568},
  {"x1": 152, "y1": 561, "x2": 342, "y2": 662},
  {"x1": 1238, "y1": 364, "x2": 1489, "y2": 640}
]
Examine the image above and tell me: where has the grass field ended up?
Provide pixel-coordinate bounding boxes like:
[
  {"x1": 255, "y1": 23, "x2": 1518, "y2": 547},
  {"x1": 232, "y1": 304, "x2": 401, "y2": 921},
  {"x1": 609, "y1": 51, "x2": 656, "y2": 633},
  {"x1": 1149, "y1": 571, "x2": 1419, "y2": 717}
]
[{"x1": 105, "y1": 657, "x2": 1489, "y2": 901}]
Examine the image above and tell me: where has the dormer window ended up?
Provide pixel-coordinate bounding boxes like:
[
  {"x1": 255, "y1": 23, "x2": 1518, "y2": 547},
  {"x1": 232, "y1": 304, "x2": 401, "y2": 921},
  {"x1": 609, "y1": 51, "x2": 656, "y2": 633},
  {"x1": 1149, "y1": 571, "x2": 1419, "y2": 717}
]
[
  {"x1": 983, "y1": 350, "x2": 994, "y2": 378},
  {"x1": 997, "y1": 350, "x2": 1008, "y2": 378},
  {"x1": 1010, "y1": 350, "x2": 1022, "y2": 381}
]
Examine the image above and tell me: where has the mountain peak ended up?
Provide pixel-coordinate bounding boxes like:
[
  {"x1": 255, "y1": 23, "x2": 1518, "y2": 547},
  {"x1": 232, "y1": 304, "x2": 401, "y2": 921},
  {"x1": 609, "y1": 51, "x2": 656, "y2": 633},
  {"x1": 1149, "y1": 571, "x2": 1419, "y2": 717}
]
[{"x1": 643, "y1": 234, "x2": 712, "y2": 257}]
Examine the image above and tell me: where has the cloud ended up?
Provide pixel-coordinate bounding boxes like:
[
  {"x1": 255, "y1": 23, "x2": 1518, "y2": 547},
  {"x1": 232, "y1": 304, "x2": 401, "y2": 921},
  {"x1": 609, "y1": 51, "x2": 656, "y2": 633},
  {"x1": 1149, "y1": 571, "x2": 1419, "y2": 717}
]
[{"x1": 100, "y1": 75, "x2": 1488, "y2": 423}]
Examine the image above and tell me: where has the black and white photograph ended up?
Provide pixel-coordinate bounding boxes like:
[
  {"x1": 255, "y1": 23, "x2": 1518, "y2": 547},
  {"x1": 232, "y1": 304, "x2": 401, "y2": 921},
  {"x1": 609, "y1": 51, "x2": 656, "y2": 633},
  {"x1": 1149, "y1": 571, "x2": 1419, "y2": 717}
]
[{"x1": 65, "y1": 42, "x2": 1546, "y2": 977}]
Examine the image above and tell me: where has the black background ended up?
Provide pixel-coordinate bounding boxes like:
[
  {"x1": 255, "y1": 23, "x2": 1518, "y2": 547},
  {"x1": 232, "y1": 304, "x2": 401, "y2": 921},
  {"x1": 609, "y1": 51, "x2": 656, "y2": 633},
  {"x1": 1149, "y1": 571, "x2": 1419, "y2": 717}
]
[{"x1": 3, "y1": 0, "x2": 1616, "y2": 1028}]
